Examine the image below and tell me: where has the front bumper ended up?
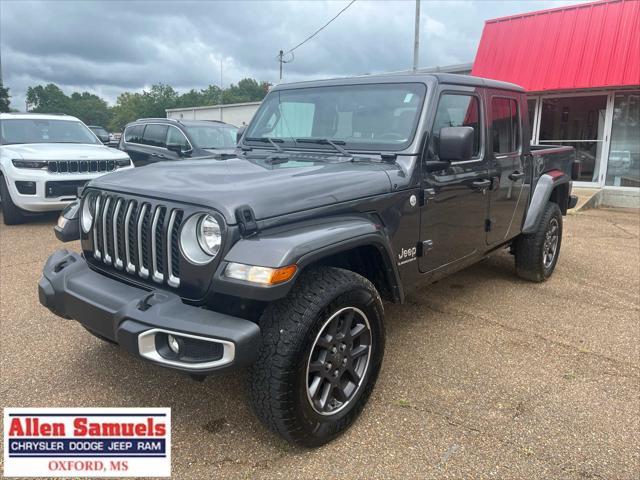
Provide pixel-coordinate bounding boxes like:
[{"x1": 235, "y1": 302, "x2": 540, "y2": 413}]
[
  {"x1": 5, "y1": 165, "x2": 133, "y2": 212},
  {"x1": 38, "y1": 249, "x2": 261, "y2": 374}
]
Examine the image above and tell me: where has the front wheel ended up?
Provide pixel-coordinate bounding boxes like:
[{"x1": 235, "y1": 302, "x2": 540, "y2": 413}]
[
  {"x1": 249, "y1": 266, "x2": 385, "y2": 447},
  {"x1": 514, "y1": 201, "x2": 563, "y2": 282},
  {"x1": 0, "y1": 175, "x2": 28, "y2": 225}
]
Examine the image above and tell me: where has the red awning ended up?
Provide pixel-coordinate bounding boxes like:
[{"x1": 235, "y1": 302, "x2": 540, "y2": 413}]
[{"x1": 471, "y1": 0, "x2": 640, "y2": 92}]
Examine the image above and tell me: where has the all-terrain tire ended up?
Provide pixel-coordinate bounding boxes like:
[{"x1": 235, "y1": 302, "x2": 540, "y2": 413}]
[
  {"x1": 514, "y1": 201, "x2": 563, "y2": 282},
  {"x1": 249, "y1": 266, "x2": 385, "y2": 447},
  {"x1": 0, "y1": 175, "x2": 27, "y2": 225}
]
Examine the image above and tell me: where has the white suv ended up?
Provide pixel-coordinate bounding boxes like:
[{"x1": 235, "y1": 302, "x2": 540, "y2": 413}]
[{"x1": 0, "y1": 113, "x2": 133, "y2": 225}]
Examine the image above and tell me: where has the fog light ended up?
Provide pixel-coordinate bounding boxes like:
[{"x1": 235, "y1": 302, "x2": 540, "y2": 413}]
[
  {"x1": 167, "y1": 335, "x2": 180, "y2": 354},
  {"x1": 15, "y1": 181, "x2": 36, "y2": 195}
]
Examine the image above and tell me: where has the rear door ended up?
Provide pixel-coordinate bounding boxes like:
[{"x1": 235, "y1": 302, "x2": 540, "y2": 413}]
[
  {"x1": 140, "y1": 124, "x2": 169, "y2": 165},
  {"x1": 419, "y1": 86, "x2": 490, "y2": 274},
  {"x1": 486, "y1": 92, "x2": 528, "y2": 244}
]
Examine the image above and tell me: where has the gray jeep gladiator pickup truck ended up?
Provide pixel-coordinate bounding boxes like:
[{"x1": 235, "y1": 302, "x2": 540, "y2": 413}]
[{"x1": 40, "y1": 73, "x2": 578, "y2": 446}]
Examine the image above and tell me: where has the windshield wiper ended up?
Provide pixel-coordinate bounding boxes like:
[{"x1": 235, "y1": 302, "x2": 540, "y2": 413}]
[
  {"x1": 295, "y1": 138, "x2": 352, "y2": 157},
  {"x1": 245, "y1": 136, "x2": 284, "y2": 152}
]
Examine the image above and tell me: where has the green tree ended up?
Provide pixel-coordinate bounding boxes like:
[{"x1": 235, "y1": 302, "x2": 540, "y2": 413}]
[
  {"x1": 108, "y1": 91, "x2": 147, "y2": 131},
  {"x1": 26, "y1": 84, "x2": 70, "y2": 113},
  {"x1": 22, "y1": 77, "x2": 269, "y2": 132},
  {"x1": 26, "y1": 84, "x2": 110, "y2": 126},
  {"x1": 108, "y1": 84, "x2": 180, "y2": 131},
  {"x1": 69, "y1": 92, "x2": 110, "y2": 126},
  {"x1": 0, "y1": 82, "x2": 10, "y2": 112},
  {"x1": 175, "y1": 85, "x2": 222, "y2": 109},
  {"x1": 223, "y1": 78, "x2": 268, "y2": 104}
]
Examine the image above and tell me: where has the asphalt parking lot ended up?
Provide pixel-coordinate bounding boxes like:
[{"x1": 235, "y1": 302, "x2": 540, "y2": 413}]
[{"x1": 1, "y1": 207, "x2": 638, "y2": 479}]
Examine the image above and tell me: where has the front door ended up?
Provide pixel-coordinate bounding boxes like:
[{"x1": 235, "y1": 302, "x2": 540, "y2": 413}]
[
  {"x1": 486, "y1": 92, "x2": 528, "y2": 245},
  {"x1": 419, "y1": 88, "x2": 490, "y2": 274}
]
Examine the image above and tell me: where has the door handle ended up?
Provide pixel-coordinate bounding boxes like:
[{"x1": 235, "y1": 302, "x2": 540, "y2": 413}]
[
  {"x1": 509, "y1": 171, "x2": 525, "y2": 181},
  {"x1": 472, "y1": 179, "x2": 491, "y2": 190}
]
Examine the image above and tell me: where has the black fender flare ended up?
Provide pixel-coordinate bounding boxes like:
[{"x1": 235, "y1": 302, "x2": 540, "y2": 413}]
[
  {"x1": 211, "y1": 215, "x2": 403, "y2": 302},
  {"x1": 522, "y1": 171, "x2": 570, "y2": 234}
]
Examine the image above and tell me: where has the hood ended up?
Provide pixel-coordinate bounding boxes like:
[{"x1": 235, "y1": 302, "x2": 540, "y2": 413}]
[
  {"x1": 202, "y1": 148, "x2": 237, "y2": 156},
  {"x1": 2, "y1": 143, "x2": 129, "y2": 160},
  {"x1": 90, "y1": 155, "x2": 394, "y2": 224}
]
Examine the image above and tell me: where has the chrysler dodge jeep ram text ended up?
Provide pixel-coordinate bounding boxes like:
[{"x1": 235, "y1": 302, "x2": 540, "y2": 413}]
[
  {"x1": 39, "y1": 73, "x2": 579, "y2": 446},
  {"x1": 0, "y1": 113, "x2": 133, "y2": 225}
]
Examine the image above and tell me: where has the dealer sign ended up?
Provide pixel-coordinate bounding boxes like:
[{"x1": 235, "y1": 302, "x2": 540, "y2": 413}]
[{"x1": 3, "y1": 408, "x2": 171, "y2": 477}]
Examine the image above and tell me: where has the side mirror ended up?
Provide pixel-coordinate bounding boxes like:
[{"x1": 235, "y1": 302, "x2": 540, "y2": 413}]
[
  {"x1": 54, "y1": 201, "x2": 80, "y2": 242},
  {"x1": 439, "y1": 126, "x2": 475, "y2": 162},
  {"x1": 167, "y1": 143, "x2": 189, "y2": 156},
  {"x1": 236, "y1": 126, "x2": 246, "y2": 144}
]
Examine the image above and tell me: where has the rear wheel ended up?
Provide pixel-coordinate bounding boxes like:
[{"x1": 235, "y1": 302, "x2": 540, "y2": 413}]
[
  {"x1": 249, "y1": 266, "x2": 385, "y2": 447},
  {"x1": 0, "y1": 175, "x2": 28, "y2": 225},
  {"x1": 514, "y1": 201, "x2": 563, "y2": 282}
]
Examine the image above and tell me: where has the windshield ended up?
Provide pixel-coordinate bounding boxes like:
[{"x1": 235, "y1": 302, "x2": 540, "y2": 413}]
[
  {"x1": 245, "y1": 83, "x2": 426, "y2": 151},
  {"x1": 185, "y1": 124, "x2": 238, "y2": 149},
  {"x1": 0, "y1": 119, "x2": 100, "y2": 145}
]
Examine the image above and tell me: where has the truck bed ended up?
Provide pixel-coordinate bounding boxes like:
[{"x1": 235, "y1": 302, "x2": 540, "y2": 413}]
[{"x1": 530, "y1": 144, "x2": 576, "y2": 177}]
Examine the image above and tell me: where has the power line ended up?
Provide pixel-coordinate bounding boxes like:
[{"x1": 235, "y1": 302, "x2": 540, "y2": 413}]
[
  {"x1": 277, "y1": 0, "x2": 357, "y2": 80},
  {"x1": 284, "y1": 0, "x2": 357, "y2": 55}
]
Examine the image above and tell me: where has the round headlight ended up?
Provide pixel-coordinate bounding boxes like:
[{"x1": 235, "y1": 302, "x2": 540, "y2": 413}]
[
  {"x1": 81, "y1": 196, "x2": 93, "y2": 233},
  {"x1": 197, "y1": 214, "x2": 221, "y2": 257},
  {"x1": 179, "y1": 213, "x2": 223, "y2": 265}
]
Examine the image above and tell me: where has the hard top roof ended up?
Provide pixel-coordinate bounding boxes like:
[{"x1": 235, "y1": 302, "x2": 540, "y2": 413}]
[{"x1": 271, "y1": 72, "x2": 525, "y2": 93}]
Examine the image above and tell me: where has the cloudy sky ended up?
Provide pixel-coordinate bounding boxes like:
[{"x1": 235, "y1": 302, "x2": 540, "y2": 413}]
[{"x1": 1, "y1": 0, "x2": 588, "y2": 109}]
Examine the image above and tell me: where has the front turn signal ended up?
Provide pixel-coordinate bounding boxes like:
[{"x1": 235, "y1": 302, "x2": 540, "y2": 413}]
[{"x1": 225, "y1": 263, "x2": 297, "y2": 285}]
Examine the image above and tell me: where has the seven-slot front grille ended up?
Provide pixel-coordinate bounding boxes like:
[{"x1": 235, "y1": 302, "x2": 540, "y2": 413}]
[
  {"x1": 88, "y1": 193, "x2": 184, "y2": 288},
  {"x1": 48, "y1": 160, "x2": 116, "y2": 174}
]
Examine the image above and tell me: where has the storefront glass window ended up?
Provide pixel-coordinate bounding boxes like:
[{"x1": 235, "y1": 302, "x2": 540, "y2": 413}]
[
  {"x1": 527, "y1": 98, "x2": 536, "y2": 141},
  {"x1": 606, "y1": 91, "x2": 640, "y2": 187},
  {"x1": 539, "y1": 95, "x2": 608, "y2": 183}
]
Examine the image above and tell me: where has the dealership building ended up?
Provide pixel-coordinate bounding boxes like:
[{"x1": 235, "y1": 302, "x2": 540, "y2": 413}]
[{"x1": 472, "y1": 0, "x2": 639, "y2": 206}]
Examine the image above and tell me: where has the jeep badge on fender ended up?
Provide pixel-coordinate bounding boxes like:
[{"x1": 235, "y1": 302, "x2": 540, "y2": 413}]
[{"x1": 39, "y1": 72, "x2": 578, "y2": 447}]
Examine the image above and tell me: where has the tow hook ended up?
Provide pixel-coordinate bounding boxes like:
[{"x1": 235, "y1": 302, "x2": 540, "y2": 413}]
[{"x1": 137, "y1": 292, "x2": 169, "y2": 312}]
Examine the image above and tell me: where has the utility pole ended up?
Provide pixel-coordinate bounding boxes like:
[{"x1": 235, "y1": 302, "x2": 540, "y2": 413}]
[
  {"x1": 219, "y1": 57, "x2": 223, "y2": 121},
  {"x1": 278, "y1": 50, "x2": 284, "y2": 81},
  {"x1": 413, "y1": 0, "x2": 420, "y2": 72}
]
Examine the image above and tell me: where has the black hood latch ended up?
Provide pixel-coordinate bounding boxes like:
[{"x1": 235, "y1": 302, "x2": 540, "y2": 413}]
[{"x1": 235, "y1": 205, "x2": 259, "y2": 237}]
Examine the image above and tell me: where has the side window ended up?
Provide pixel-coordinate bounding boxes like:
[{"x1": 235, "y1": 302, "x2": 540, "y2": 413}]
[
  {"x1": 142, "y1": 124, "x2": 168, "y2": 148},
  {"x1": 431, "y1": 94, "x2": 481, "y2": 159},
  {"x1": 124, "y1": 124, "x2": 144, "y2": 143},
  {"x1": 491, "y1": 97, "x2": 520, "y2": 154},
  {"x1": 166, "y1": 126, "x2": 190, "y2": 149}
]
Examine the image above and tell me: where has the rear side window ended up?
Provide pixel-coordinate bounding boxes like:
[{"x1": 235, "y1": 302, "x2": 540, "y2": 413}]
[
  {"x1": 491, "y1": 97, "x2": 520, "y2": 154},
  {"x1": 431, "y1": 93, "x2": 481, "y2": 158},
  {"x1": 142, "y1": 124, "x2": 168, "y2": 148},
  {"x1": 124, "y1": 124, "x2": 144, "y2": 143}
]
